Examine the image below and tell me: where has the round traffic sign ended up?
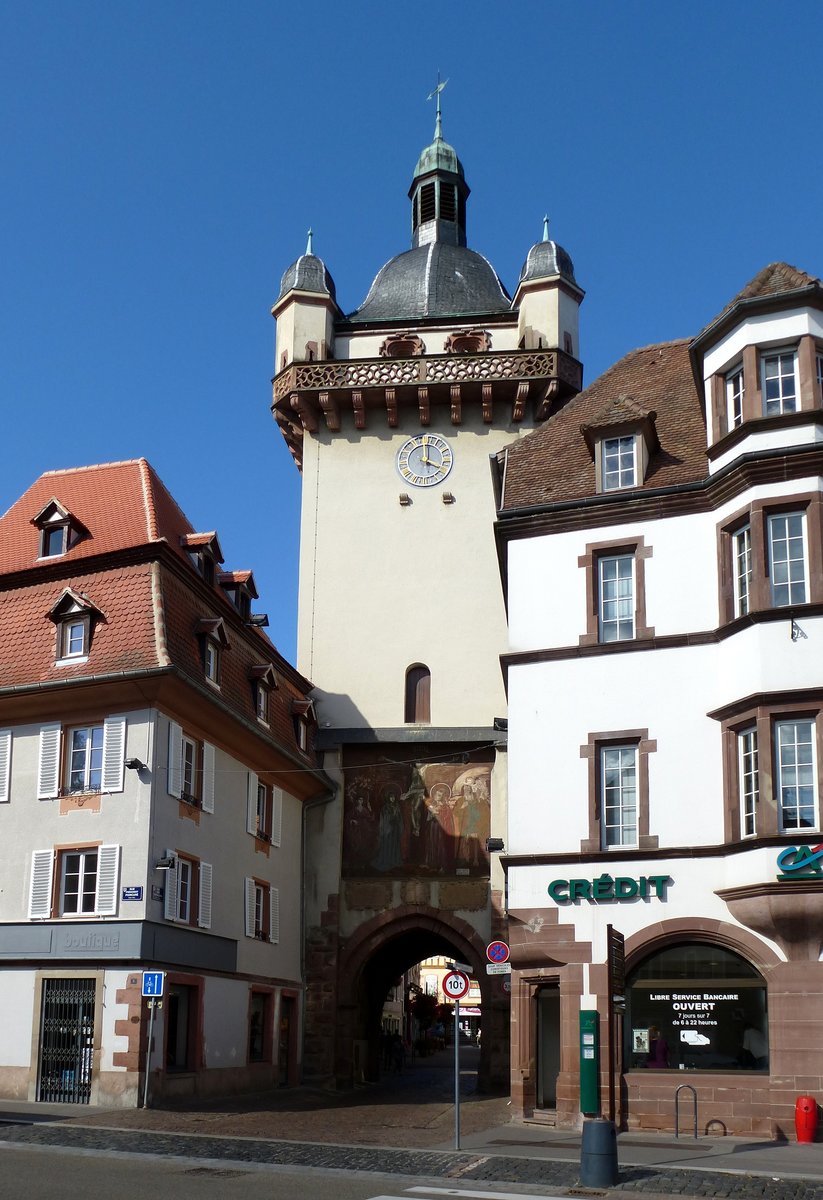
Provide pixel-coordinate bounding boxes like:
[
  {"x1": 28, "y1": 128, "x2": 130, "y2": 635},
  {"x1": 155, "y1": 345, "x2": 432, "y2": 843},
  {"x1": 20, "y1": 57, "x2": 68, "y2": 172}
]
[
  {"x1": 486, "y1": 940, "x2": 510, "y2": 964},
  {"x1": 443, "y1": 970, "x2": 469, "y2": 999}
]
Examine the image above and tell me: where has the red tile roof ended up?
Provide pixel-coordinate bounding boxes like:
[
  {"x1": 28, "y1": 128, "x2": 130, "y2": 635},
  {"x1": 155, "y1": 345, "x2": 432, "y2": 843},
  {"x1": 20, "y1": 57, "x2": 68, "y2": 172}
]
[
  {"x1": 698, "y1": 262, "x2": 822, "y2": 341},
  {"x1": 501, "y1": 339, "x2": 707, "y2": 510},
  {"x1": 0, "y1": 459, "x2": 194, "y2": 575}
]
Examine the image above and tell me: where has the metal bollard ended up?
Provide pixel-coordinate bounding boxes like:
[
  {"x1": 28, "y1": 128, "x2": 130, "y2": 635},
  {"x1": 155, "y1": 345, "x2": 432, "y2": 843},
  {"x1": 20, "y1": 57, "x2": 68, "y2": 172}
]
[{"x1": 579, "y1": 1117, "x2": 619, "y2": 1187}]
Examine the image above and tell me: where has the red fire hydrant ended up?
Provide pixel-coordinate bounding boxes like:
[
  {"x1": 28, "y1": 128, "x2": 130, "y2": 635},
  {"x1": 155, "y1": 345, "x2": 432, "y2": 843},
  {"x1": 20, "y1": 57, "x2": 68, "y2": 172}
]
[{"x1": 795, "y1": 1095, "x2": 818, "y2": 1143}]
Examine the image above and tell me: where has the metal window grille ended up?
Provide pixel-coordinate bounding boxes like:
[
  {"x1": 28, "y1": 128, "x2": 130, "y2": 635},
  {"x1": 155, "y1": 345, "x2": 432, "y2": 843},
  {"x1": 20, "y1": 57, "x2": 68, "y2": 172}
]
[{"x1": 37, "y1": 977, "x2": 95, "y2": 1103}]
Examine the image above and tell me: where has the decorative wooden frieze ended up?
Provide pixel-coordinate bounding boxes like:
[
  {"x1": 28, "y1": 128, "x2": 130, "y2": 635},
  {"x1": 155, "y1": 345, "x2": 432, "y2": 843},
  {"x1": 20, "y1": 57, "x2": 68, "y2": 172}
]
[
  {"x1": 418, "y1": 386, "x2": 430, "y2": 426},
  {"x1": 352, "y1": 391, "x2": 365, "y2": 430},
  {"x1": 319, "y1": 391, "x2": 340, "y2": 431},
  {"x1": 385, "y1": 387, "x2": 398, "y2": 427},
  {"x1": 450, "y1": 384, "x2": 462, "y2": 425},
  {"x1": 512, "y1": 380, "x2": 530, "y2": 423},
  {"x1": 481, "y1": 382, "x2": 493, "y2": 424}
]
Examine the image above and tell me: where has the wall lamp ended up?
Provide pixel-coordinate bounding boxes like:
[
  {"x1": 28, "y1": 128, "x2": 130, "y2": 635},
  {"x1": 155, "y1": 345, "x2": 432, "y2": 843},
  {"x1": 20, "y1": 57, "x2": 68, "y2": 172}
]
[
  {"x1": 154, "y1": 851, "x2": 177, "y2": 871},
  {"x1": 486, "y1": 837, "x2": 506, "y2": 853},
  {"x1": 125, "y1": 758, "x2": 146, "y2": 771}
]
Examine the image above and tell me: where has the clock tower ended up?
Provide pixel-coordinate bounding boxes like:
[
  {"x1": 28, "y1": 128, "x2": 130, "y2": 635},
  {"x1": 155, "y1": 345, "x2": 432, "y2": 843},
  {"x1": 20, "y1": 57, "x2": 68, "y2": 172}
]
[{"x1": 272, "y1": 98, "x2": 584, "y2": 1087}]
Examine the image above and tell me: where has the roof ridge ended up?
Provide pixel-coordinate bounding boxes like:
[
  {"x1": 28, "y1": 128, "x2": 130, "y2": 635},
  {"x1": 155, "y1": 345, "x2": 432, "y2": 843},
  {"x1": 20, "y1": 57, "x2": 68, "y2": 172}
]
[
  {"x1": 39, "y1": 458, "x2": 145, "y2": 478},
  {"x1": 137, "y1": 458, "x2": 158, "y2": 541}
]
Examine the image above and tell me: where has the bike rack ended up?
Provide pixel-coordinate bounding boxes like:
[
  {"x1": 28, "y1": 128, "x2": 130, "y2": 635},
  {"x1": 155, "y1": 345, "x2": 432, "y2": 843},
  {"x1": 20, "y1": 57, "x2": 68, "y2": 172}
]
[{"x1": 674, "y1": 1083, "x2": 698, "y2": 1139}]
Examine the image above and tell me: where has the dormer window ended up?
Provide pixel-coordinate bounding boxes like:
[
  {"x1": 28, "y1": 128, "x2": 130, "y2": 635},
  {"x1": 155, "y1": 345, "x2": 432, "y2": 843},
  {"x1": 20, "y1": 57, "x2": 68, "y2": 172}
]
[
  {"x1": 48, "y1": 588, "x2": 102, "y2": 664},
  {"x1": 32, "y1": 499, "x2": 85, "y2": 560},
  {"x1": 250, "y1": 665, "x2": 277, "y2": 725},
  {"x1": 182, "y1": 533, "x2": 224, "y2": 586},
  {"x1": 195, "y1": 618, "x2": 229, "y2": 687},
  {"x1": 291, "y1": 699, "x2": 315, "y2": 753},
  {"x1": 601, "y1": 435, "x2": 637, "y2": 491},
  {"x1": 762, "y1": 350, "x2": 797, "y2": 416},
  {"x1": 218, "y1": 571, "x2": 258, "y2": 622}
]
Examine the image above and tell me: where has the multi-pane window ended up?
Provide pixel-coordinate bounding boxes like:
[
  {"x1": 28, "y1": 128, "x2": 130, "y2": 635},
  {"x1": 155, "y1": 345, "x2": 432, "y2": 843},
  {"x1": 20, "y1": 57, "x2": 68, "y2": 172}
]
[
  {"x1": 600, "y1": 746, "x2": 638, "y2": 848},
  {"x1": 776, "y1": 720, "x2": 816, "y2": 831},
  {"x1": 60, "y1": 849, "x2": 98, "y2": 915},
  {"x1": 204, "y1": 639, "x2": 219, "y2": 684},
  {"x1": 67, "y1": 726, "x2": 104, "y2": 793},
  {"x1": 256, "y1": 684, "x2": 269, "y2": 724},
  {"x1": 726, "y1": 366, "x2": 744, "y2": 428},
  {"x1": 254, "y1": 882, "x2": 267, "y2": 938},
  {"x1": 602, "y1": 436, "x2": 636, "y2": 491},
  {"x1": 181, "y1": 735, "x2": 197, "y2": 799},
  {"x1": 732, "y1": 525, "x2": 752, "y2": 617},
  {"x1": 256, "y1": 781, "x2": 271, "y2": 840},
  {"x1": 598, "y1": 555, "x2": 634, "y2": 642},
  {"x1": 817, "y1": 353, "x2": 823, "y2": 395},
  {"x1": 768, "y1": 513, "x2": 807, "y2": 606},
  {"x1": 762, "y1": 351, "x2": 797, "y2": 416},
  {"x1": 176, "y1": 858, "x2": 193, "y2": 922},
  {"x1": 739, "y1": 728, "x2": 759, "y2": 837}
]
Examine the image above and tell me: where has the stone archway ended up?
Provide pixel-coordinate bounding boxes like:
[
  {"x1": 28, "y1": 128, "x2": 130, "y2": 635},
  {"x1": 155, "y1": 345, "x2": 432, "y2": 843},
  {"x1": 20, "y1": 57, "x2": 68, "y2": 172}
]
[{"x1": 334, "y1": 904, "x2": 508, "y2": 1090}]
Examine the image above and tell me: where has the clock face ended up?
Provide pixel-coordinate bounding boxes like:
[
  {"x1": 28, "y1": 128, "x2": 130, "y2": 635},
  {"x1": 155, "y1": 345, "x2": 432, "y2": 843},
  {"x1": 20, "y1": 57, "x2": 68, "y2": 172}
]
[{"x1": 396, "y1": 434, "x2": 454, "y2": 487}]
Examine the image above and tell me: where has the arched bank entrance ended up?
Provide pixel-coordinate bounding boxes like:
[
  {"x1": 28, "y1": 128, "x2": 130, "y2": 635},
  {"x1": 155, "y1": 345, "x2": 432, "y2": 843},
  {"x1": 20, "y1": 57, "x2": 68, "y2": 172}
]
[{"x1": 334, "y1": 906, "x2": 509, "y2": 1091}]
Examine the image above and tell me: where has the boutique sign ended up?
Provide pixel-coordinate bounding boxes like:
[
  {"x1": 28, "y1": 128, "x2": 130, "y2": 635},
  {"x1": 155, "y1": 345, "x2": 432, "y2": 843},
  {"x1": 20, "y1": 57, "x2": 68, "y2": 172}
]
[{"x1": 548, "y1": 874, "x2": 672, "y2": 904}]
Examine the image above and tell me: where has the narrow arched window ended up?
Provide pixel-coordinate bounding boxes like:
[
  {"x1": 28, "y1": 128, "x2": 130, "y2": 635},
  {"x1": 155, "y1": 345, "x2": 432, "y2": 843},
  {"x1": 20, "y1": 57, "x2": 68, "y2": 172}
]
[{"x1": 404, "y1": 664, "x2": 430, "y2": 724}]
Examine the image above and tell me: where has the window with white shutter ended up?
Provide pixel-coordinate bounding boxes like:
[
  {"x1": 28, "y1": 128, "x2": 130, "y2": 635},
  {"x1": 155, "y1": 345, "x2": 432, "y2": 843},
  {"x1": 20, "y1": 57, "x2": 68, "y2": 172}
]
[
  {"x1": 102, "y1": 717, "x2": 126, "y2": 793},
  {"x1": 29, "y1": 850, "x2": 55, "y2": 918},
  {"x1": 95, "y1": 844, "x2": 120, "y2": 915},
  {"x1": 201, "y1": 743, "x2": 215, "y2": 813},
  {"x1": 246, "y1": 772, "x2": 258, "y2": 835},
  {"x1": 167, "y1": 720, "x2": 182, "y2": 798},
  {"x1": 245, "y1": 876, "x2": 256, "y2": 937},
  {"x1": 0, "y1": 730, "x2": 11, "y2": 803},
  {"x1": 163, "y1": 861, "x2": 179, "y2": 920},
  {"x1": 272, "y1": 788, "x2": 283, "y2": 847},
  {"x1": 37, "y1": 724, "x2": 61, "y2": 800},
  {"x1": 270, "y1": 888, "x2": 280, "y2": 945},
  {"x1": 198, "y1": 862, "x2": 213, "y2": 928}
]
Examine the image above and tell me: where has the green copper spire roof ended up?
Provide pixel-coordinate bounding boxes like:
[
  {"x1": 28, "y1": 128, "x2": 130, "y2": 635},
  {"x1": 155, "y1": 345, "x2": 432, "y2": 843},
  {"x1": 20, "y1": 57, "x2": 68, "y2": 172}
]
[{"x1": 413, "y1": 74, "x2": 464, "y2": 181}]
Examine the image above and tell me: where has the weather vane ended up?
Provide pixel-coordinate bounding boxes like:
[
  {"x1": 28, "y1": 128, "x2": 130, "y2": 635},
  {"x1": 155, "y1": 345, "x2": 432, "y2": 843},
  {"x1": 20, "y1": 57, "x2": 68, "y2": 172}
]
[{"x1": 427, "y1": 72, "x2": 448, "y2": 138}]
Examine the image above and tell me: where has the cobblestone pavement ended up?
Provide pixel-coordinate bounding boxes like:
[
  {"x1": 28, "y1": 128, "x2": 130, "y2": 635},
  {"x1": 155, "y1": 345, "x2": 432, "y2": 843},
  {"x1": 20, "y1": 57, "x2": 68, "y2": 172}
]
[{"x1": 2, "y1": 1051, "x2": 822, "y2": 1200}]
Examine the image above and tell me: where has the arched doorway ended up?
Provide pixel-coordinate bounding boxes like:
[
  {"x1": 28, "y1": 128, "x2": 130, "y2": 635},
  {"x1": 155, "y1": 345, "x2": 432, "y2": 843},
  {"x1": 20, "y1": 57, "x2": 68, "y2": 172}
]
[{"x1": 335, "y1": 906, "x2": 508, "y2": 1090}]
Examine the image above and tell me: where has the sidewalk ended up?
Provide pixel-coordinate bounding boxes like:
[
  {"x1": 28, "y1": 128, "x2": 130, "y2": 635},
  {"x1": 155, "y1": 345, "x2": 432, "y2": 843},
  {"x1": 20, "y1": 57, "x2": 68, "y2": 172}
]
[{"x1": 3, "y1": 1048, "x2": 823, "y2": 1197}]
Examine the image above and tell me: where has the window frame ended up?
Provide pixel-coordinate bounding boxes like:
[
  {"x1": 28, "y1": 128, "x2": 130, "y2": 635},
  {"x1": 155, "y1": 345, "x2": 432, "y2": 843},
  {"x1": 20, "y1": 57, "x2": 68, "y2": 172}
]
[
  {"x1": 203, "y1": 637, "x2": 220, "y2": 686},
  {"x1": 597, "y1": 553, "x2": 635, "y2": 643},
  {"x1": 726, "y1": 364, "x2": 745, "y2": 429},
  {"x1": 775, "y1": 717, "x2": 818, "y2": 832},
  {"x1": 163, "y1": 855, "x2": 212, "y2": 928},
  {"x1": 255, "y1": 682, "x2": 269, "y2": 725},
  {"x1": 66, "y1": 724, "x2": 105, "y2": 794},
  {"x1": 767, "y1": 511, "x2": 808, "y2": 608},
  {"x1": 732, "y1": 523, "x2": 753, "y2": 618},
  {"x1": 245, "y1": 875, "x2": 279, "y2": 943},
  {"x1": 29, "y1": 844, "x2": 120, "y2": 919},
  {"x1": 579, "y1": 536, "x2": 654, "y2": 647},
  {"x1": 738, "y1": 726, "x2": 759, "y2": 838},
  {"x1": 404, "y1": 663, "x2": 431, "y2": 723},
  {"x1": 718, "y1": 698, "x2": 823, "y2": 841},
  {"x1": 718, "y1": 494, "x2": 822, "y2": 624},
  {"x1": 600, "y1": 743, "x2": 639, "y2": 849},
  {"x1": 579, "y1": 729, "x2": 658, "y2": 852},
  {"x1": 601, "y1": 435, "x2": 637, "y2": 492},
  {"x1": 761, "y1": 348, "x2": 798, "y2": 417}
]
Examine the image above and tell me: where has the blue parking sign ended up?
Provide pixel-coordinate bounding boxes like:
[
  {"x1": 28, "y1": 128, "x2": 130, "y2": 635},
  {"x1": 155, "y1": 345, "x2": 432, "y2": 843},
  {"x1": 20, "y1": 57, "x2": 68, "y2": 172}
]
[{"x1": 142, "y1": 971, "x2": 164, "y2": 997}]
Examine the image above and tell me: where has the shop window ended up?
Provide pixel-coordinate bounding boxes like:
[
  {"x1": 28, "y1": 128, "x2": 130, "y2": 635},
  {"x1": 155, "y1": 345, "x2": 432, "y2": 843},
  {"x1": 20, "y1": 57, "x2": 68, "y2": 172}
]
[
  {"x1": 248, "y1": 990, "x2": 272, "y2": 1063},
  {"x1": 626, "y1": 943, "x2": 768, "y2": 1073},
  {"x1": 165, "y1": 981, "x2": 199, "y2": 1072}
]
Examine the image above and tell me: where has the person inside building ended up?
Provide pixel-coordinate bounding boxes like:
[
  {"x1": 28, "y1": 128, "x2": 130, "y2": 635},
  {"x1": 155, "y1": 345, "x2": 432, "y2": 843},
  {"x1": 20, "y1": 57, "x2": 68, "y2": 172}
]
[{"x1": 647, "y1": 1025, "x2": 670, "y2": 1068}]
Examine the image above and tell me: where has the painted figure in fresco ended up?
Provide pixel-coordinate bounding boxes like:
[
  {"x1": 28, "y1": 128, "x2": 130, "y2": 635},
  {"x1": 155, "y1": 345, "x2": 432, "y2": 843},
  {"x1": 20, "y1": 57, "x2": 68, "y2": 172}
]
[
  {"x1": 401, "y1": 764, "x2": 427, "y2": 839},
  {"x1": 422, "y1": 782, "x2": 452, "y2": 871},
  {"x1": 345, "y1": 775, "x2": 377, "y2": 868},
  {"x1": 372, "y1": 786, "x2": 404, "y2": 872},
  {"x1": 456, "y1": 782, "x2": 485, "y2": 868}
]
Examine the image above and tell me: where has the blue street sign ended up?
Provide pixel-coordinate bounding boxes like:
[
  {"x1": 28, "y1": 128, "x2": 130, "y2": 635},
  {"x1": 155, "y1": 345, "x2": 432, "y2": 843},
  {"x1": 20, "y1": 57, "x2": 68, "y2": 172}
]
[
  {"x1": 142, "y1": 971, "x2": 164, "y2": 998},
  {"x1": 122, "y1": 886, "x2": 143, "y2": 901}
]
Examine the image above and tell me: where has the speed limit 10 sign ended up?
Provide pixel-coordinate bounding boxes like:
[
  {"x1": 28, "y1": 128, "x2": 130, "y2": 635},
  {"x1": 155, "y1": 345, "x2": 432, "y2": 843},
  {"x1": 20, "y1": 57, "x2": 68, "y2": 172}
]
[{"x1": 443, "y1": 970, "x2": 469, "y2": 1000}]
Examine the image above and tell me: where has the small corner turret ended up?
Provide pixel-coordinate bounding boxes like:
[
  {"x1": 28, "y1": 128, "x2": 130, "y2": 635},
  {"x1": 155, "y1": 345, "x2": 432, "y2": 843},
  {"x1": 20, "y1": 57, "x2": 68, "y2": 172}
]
[
  {"x1": 513, "y1": 215, "x2": 584, "y2": 359},
  {"x1": 271, "y1": 228, "x2": 340, "y2": 373}
]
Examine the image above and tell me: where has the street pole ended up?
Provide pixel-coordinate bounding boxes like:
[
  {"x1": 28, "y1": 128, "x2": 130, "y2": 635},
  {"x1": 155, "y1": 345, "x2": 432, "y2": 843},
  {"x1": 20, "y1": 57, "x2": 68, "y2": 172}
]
[
  {"x1": 454, "y1": 994, "x2": 461, "y2": 1150},
  {"x1": 143, "y1": 999, "x2": 157, "y2": 1109}
]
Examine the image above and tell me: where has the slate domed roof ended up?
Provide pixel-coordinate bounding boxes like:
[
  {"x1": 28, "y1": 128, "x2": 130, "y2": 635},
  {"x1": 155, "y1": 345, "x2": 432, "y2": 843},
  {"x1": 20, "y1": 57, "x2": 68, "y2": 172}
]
[
  {"x1": 518, "y1": 219, "x2": 578, "y2": 289},
  {"x1": 276, "y1": 233, "x2": 337, "y2": 305},
  {"x1": 347, "y1": 241, "x2": 511, "y2": 323}
]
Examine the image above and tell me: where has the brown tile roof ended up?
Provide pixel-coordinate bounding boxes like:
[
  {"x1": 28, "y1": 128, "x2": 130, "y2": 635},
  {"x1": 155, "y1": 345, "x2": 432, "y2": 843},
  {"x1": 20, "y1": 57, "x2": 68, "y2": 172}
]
[
  {"x1": 698, "y1": 262, "x2": 822, "y2": 341},
  {"x1": 0, "y1": 565, "x2": 159, "y2": 688},
  {"x1": 501, "y1": 339, "x2": 707, "y2": 510},
  {"x1": 0, "y1": 459, "x2": 194, "y2": 575}
]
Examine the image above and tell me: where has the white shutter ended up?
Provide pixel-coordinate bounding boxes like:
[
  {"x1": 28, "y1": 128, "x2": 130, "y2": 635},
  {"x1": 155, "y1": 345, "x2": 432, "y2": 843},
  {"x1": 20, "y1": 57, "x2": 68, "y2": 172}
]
[
  {"x1": 95, "y1": 844, "x2": 120, "y2": 915},
  {"x1": 167, "y1": 720, "x2": 182, "y2": 797},
  {"x1": 0, "y1": 730, "x2": 11, "y2": 802},
  {"x1": 272, "y1": 788, "x2": 283, "y2": 847},
  {"x1": 37, "y1": 724, "x2": 61, "y2": 800},
  {"x1": 246, "y1": 772, "x2": 258, "y2": 835},
  {"x1": 164, "y1": 862, "x2": 179, "y2": 920},
  {"x1": 245, "y1": 877, "x2": 256, "y2": 937},
  {"x1": 102, "y1": 717, "x2": 126, "y2": 793},
  {"x1": 197, "y1": 861, "x2": 212, "y2": 929},
  {"x1": 269, "y1": 887, "x2": 280, "y2": 945},
  {"x1": 29, "y1": 850, "x2": 54, "y2": 918},
  {"x1": 201, "y1": 742, "x2": 215, "y2": 813}
]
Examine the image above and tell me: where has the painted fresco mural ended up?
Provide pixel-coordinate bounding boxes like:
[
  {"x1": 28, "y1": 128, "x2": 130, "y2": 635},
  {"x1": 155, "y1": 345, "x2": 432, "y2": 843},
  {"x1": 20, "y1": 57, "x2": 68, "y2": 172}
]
[{"x1": 342, "y1": 758, "x2": 491, "y2": 877}]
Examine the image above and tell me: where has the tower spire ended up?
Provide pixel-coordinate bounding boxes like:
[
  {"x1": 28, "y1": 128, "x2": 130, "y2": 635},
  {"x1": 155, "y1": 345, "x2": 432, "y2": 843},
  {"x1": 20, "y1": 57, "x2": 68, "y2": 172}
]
[
  {"x1": 427, "y1": 72, "x2": 448, "y2": 140},
  {"x1": 305, "y1": 227, "x2": 314, "y2": 256}
]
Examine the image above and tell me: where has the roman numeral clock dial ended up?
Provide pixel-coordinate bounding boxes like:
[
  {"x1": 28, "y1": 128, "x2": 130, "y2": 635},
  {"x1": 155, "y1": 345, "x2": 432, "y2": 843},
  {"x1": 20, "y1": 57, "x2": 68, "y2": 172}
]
[{"x1": 396, "y1": 434, "x2": 454, "y2": 487}]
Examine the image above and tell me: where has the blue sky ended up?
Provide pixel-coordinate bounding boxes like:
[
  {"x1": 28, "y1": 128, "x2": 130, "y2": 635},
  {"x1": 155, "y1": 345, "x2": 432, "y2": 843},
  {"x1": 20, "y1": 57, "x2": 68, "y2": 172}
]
[{"x1": 2, "y1": 1, "x2": 822, "y2": 661}]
